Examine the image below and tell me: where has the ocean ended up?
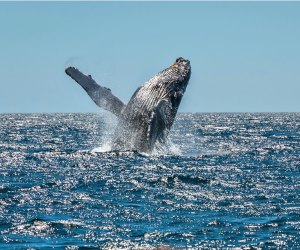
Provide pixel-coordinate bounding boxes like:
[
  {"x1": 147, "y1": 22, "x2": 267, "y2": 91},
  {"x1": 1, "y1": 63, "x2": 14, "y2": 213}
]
[{"x1": 0, "y1": 113, "x2": 299, "y2": 249}]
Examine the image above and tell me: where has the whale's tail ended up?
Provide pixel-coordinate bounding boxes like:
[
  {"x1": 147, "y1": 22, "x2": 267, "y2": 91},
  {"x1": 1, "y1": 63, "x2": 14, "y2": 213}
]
[{"x1": 65, "y1": 67, "x2": 125, "y2": 117}]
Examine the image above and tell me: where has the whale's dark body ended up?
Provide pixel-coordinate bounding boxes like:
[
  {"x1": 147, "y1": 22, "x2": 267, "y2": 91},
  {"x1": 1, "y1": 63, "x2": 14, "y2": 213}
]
[{"x1": 65, "y1": 57, "x2": 191, "y2": 153}]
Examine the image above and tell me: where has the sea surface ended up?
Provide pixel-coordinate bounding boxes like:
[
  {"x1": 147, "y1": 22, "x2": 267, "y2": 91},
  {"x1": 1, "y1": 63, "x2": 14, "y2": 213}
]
[{"x1": 0, "y1": 113, "x2": 299, "y2": 249}]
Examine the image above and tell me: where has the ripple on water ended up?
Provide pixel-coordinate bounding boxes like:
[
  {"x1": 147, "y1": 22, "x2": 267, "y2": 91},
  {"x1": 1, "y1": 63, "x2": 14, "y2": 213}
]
[{"x1": 0, "y1": 113, "x2": 299, "y2": 248}]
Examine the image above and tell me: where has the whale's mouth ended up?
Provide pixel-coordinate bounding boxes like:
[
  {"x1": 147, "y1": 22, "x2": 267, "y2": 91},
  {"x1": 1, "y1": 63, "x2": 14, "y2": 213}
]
[{"x1": 170, "y1": 57, "x2": 190, "y2": 68}]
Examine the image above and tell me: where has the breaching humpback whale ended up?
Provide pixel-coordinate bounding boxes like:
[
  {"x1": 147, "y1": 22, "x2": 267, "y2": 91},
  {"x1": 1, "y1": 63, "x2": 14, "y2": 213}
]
[{"x1": 65, "y1": 57, "x2": 191, "y2": 153}]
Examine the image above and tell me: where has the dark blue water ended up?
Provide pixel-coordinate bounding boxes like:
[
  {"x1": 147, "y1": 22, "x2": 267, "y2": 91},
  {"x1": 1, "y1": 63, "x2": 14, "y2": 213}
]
[{"x1": 0, "y1": 113, "x2": 299, "y2": 249}]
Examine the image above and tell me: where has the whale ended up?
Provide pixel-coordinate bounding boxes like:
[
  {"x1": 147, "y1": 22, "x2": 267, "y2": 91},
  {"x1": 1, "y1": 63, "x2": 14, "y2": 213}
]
[{"x1": 65, "y1": 57, "x2": 191, "y2": 153}]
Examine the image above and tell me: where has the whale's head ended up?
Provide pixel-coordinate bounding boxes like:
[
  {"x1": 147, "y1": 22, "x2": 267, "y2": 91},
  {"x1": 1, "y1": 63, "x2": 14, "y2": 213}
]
[
  {"x1": 167, "y1": 57, "x2": 191, "y2": 92},
  {"x1": 160, "y1": 56, "x2": 191, "y2": 99},
  {"x1": 140, "y1": 57, "x2": 191, "y2": 105},
  {"x1": 171, "y1": 57, "x2": 191, "y2": 76},
  {"x1": 126, "y1": 57, "x2": 192, "y2": 114}
]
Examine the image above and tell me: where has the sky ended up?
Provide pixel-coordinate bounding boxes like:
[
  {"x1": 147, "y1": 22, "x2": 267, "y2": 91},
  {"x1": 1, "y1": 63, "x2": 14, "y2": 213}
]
[{"x1": 0, "y1": 1, "x2": 299, "y2": 113}]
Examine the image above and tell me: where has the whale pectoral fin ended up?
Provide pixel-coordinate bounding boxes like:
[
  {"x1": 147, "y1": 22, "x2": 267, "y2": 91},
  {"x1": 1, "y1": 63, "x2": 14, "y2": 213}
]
[
  {"x1": 147, "y1": 100, "x2": 172, "y2": 145},
  {"x1": 65, "y1": 67, "x2": 125, "y2": 117}
]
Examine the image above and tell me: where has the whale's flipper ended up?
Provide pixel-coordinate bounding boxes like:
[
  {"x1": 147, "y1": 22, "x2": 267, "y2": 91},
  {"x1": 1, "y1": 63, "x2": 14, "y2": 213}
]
[{"x1": 65, "y1": 67, "x2": 125, "y2": 117}]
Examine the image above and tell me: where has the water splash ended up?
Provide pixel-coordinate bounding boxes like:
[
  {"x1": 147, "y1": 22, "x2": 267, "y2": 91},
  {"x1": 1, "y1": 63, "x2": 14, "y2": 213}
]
[{"x1": 91, "y1": 142, "x2": 112, "y2": 153}]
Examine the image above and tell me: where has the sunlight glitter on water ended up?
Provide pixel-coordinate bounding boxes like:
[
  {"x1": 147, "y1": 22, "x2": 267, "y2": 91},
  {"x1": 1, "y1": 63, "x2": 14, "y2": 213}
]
[{"x1": 0, "y1": 113, "x2": 299, "y2": 249}]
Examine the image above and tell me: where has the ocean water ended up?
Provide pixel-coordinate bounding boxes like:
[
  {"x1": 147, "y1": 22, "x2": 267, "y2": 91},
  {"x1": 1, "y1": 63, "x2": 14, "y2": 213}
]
[{"x1": 0, "y1": 113, "x2": 299, "y2": 249}]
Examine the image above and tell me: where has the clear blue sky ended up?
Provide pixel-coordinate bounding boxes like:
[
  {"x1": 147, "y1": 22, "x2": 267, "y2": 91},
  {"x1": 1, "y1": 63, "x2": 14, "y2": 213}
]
[{"x1": 1, "y1": 2, "x2": 299, "y2": 113}]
